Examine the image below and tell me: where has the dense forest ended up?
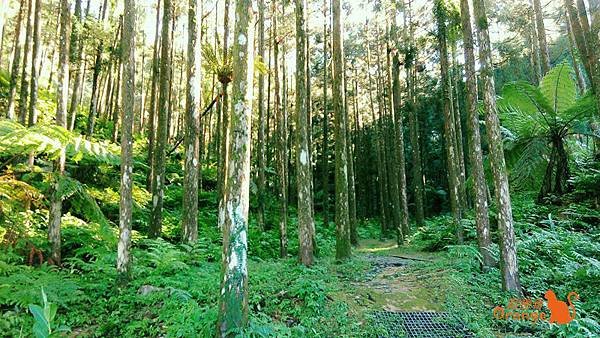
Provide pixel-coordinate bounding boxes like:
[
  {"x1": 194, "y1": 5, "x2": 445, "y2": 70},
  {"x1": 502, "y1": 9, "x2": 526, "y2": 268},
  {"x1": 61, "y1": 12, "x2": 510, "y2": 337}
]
[{"x1": 0, "y1": 0, "x2": 599, "y2": 337}]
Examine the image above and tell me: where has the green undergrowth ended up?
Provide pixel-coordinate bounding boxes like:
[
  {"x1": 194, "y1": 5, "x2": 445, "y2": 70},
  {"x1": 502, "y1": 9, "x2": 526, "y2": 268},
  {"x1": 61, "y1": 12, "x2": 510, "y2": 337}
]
[
  {"x1": 409, "y1": 194, "x2": 600, "y2": 337},
  {"x1": 0, "y1": 206, "x2": 383, "y2": 337}
]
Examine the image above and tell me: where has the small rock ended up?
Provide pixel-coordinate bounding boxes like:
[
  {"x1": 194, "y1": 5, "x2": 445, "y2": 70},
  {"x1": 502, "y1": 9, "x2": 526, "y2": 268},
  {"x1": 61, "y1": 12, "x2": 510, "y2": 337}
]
[{"x1": 138, "y1": 285, "x2": 163, "y2": 296}]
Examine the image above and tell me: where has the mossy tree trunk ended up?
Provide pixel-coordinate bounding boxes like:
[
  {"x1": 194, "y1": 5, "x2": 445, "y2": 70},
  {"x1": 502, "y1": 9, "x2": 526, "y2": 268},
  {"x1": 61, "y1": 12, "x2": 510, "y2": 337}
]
[
  {"x1": 146, "y1": 0, "x2": 161, "y2": 191},
  {"x1": 49, "y1": 0, "x2": 71, "y2": 266},
  {"x1": 332, "y1": 0, "x2": 351, "y2": 260},
  {"x1": 117, "y1": 0, "x2": 136, "y2": 283},
  {"x1": 216, "y1": 0, "x2": 256, "y2": 334},
  {"x1": 295, "y1": 0, "x2": 314, "y2": 266},
  {"x1": 150, "y1": 0, "x2": 173, "y2": 238},
  {"x1": 5, "y1": 0, "x2": 25, "y2": 119},
  {"x1": 459, "y1": 0, "x2": 494, "y2": 269},
  {"x1": 390, "y1": 3, "x2": 409, "y2": 241},
  {"x1": 473, "y1": 0, "x2": 523, "y2": 295},
  {"x1": 435, "y1": 0, "x2": 463, "y2": 243},
  {"x1": 182, "y1": 0, "x2": 202, "y2": 243}
]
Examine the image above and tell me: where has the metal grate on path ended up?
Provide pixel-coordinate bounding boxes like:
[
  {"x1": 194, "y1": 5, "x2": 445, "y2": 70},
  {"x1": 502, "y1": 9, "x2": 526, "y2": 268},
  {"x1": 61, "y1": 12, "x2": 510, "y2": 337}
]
[{"x1": 373, "y1": 311, "x2": 474, "y2": 338}]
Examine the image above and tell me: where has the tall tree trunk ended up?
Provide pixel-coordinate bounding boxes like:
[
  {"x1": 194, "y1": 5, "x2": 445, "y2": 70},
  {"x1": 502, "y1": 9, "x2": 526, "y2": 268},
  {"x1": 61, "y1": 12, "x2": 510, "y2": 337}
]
[
  {"x1": 68, "y1": 0, "x2": 87, "y2": 131},
  {"x1": 473, "y1": 0, "x2": 523, "y2": 295},
  {"x1": 295, "y1": 0, "x2": 314, "y2": 266},
  {"x1": 390, "y1": 5, "x2": 409, "y2": 241},
  {"x1": 49, "y1": 0, "x2": 71, "y2": 266},
  {"x1": 216, "y1": 0, "x2": 256, "y2": 334},
  {"x1": 18, "y1": 0, "x2": 33, "y2": 125},
  {"x1": 273, "y1": 0, "x2": 287, "y2": 258},
  {"x1": 150, "y1": 0, "x2": 173, "y2": 238},
  {"x1": 27, "y1": 0, "x2": 42, "y2": 126},
  {"x1": 257, "y1": 0, "x2": 266, "y2": 229},
  {"x1": 435, "y1": 0, "x2": 463, "y2": 243},
  {"x1": 321, "y1": 0, "x2": 330, "y2": 228},
  {"x1": 117, "y1": 0, "x2": 136, "y2": 283},
  {"x1": 532, "y1": 0, "x2": 551, "y2": 74},
  {"x1": 182, "y1": 0, "x2": 202, "y2": 243},
  {"x1": 217, "y1": 0, "x2": 231, "y2": 220},
  {"x1": 566, "y1": 18, "x2": 587, "y2": 92},
  {"x1": 344, "y1": 64, "x2": 358, "y2": 246},
  {"x1": 86, "y1": 0, "x2": 109, "y2": 136},
  {"x1": 6, "y1": 0, "x2": 25, "y2": 119},
  {"x1": 332, "y1": 0, "x2": 351, "y2": 260},
  {"x1": 147, "y1": 0, "x2": 161, "y2": 190},
  {"x1": 404, "y1": 0, "x2": 425, "y2": 227},
  {"x1": 460, "y1": 0, "x2": 494, "y2": 269}
]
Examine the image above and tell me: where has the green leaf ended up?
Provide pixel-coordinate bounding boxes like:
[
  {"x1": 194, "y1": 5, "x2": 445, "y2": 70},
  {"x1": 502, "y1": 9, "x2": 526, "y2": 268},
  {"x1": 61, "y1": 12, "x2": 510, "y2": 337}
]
[
  {"x1": 29, "y1": 304, "x2": 50, "y2": 334},
  {"x1": 539, "y1": 62, "x2": 577, "y2": 113}
]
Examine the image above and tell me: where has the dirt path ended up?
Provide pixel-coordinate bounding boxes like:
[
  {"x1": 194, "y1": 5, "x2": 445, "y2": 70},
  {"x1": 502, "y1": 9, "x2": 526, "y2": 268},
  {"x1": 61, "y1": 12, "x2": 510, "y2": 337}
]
[
  {"x1": 337, "y1": 239, "x2": 473, "y2": 337},
  {"x1": 353, "y1": 239, "x2": 445, "y2": 313}
]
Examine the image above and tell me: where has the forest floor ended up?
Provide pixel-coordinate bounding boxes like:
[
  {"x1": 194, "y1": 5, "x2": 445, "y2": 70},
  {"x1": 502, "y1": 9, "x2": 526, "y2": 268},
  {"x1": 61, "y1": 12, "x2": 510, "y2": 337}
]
[{"x1": 332, "y1": 239, "x2": 474, "y2": 337}]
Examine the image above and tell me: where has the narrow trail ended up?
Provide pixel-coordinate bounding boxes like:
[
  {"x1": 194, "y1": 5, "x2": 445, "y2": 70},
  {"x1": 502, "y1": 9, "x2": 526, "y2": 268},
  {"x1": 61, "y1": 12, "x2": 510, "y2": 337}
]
[{"x1": 342, "y1": 239, "x2": 473, "y2": 337}]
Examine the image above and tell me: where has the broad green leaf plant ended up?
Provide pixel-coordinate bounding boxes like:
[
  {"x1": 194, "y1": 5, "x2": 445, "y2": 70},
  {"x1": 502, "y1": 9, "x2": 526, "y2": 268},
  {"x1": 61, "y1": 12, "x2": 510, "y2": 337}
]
[{"x1": 498, "y1": 62, "x2": 598, "y2": 201}]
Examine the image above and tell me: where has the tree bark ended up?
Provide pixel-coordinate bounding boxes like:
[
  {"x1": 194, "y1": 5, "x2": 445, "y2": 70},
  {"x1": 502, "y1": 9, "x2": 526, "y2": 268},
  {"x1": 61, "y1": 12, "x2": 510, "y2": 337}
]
[
  {"x1": 460, "y1": 0, "x2": 494, "y2": 269},
  {"x1": 117, "y1": 0, "x2": 136, "y2": 283},
  {"x1": 435, "y1": 0, "x2": 463, "y2": 243},
  {"x1": 150, "y1": 0, "x2": 173, "y2": 238},
  {"x1": 532, "y1": 0, "x2": 551, "y2": 74},
  {"x1": 216, "y1": 0, "x2": 256, "y2": 334},
  {"x1": 403, "y1": 0, "x2": 425, "y2": 227},
  {"x1": 390, "y1": 6, "x2": 409, "y2": 241},
  {"x1": 473, "y1": 0, "x2": 523, "y2": 295},
  {"x1": 257, "y1": 0, "x2": 266, "y2": 229},
  {"x1": 147, "y1": 0, "x2": 161, "y2": 190},
  {"x1": 49, "y1": 0, "x2": 71, "y2": 266},
  {"x1": 332, "y1": 0, "x2": 351, "y2": 260},
  {"x1": 273, "y1": 0, "x2": 287, "y2": 258},
  {"x1": 5, "y1": 0, "x2": 26, "y2": 119},
  {"x1": 27, "y1": 0, "x2": 42, "y2": 126},
  {"x1": 321, "y1": 0, "x2": 330, "y2": 228},
  {"x1": 182, "y1": 0, "x2": 202, "y2": 243},
  {"x1": 295, "y1": 0, "x2": 314, "y2": 266},
  {"x1": 18, "y1": 0, "x2": 33, "y2": 125}
]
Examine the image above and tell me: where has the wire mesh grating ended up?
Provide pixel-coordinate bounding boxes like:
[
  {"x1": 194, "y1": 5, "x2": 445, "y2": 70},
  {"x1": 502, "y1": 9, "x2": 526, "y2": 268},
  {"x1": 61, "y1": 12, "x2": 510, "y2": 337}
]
[{"x1": 373, "y1": 311, "x2": 474, "y2": 338}]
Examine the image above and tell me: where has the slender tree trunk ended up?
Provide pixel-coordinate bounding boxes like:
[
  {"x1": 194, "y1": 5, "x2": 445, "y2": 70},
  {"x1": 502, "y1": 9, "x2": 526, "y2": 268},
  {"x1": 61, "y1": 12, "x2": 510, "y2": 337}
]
[
  {"x1": 532, "y1": 0, "x2": 551, "y2": 74},
  {"x1": 27, "y1": 0, "x2": 41, "y2": 126},
  {"x1": 68, "y1": 0, "x2": 88, "y2": 131},
  {"x1": 216, "y1": 0, "x2": 256, "y2": 334},
  {"x1": 150, "y1": 0, "x2": 172, "y2": 238},
  {"x1": 6, "y1": 0, "x2": 25, "y2": 119},
  {"x1": 435, "y1": 0, "x2": 463, "y2": 243},
  {"x1": 87, "y1": 0, "x2": 109, "y2": 136},
  {"x1": 273, "y1": 0, "x2": 287, "y2": 258},
  {"x1": 295, "y1": 0, "x2": 314, "y2": 266},
  {"x1": 344, "y1": 64, "x2": 358, "y2": 246},
  {"x1": 473, "y1": 0, "x2": 523, "y2": 295},
  {"x1": 460, "y1": 0, "x2": 494, "y2": 269},
  {"x1": 321, "y1": 0, "x2": 330, "y2": 228},
  {"x1": 183, "y1": 0, "x2": 202, "y2": 243},
  {"x1": 217, "y1": 0, "x2": 231, "y2": 220},
  {"x1": 390, "y1": 6, "x2": 409, "y2": 241},
  {"x1": 332, "y1": 0, "x2": 351, "y2": 260},
  {"x1": 49, "y1": 0, "x2": 71, "y2": 266},
  {"x1": 18, "y1": 0, "x2": 33, "y2": 125},
  {"x1": 566, "y1": 18, "x2": 587, "y2": 92},
  {"x1": 147, "y1": 0, "x2": 161, "y2": 190},
  {"x1": 404, "y1": 0, "x2": 425, "y2": 227},
  {"x1": 117, "y1": 0, "x2": 136, "y2": 283},
  {"x1": 257, "y1": 0, "x2": 266, "y2": 229}
]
